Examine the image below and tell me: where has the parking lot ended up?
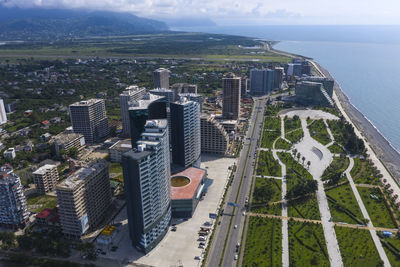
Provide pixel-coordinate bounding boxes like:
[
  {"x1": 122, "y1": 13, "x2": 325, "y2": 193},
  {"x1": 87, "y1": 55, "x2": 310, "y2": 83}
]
[{"x1": 95, "y1": 154, "x2": 236, "y2": 267}]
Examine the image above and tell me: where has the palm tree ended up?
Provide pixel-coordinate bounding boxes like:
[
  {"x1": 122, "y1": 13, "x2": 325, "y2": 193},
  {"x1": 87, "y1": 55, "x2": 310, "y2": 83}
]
[
  {"x1": 307, "y1": 161, "x2": 311, "y2": 169},
  {"x1": 292, "y1": 148, "x2": 297, "y2": 158},
  {"x1": 302, "y1": 156, "x2": 305, "y2": 165},
  {"x1": 297, "y1": 152, "x2": 301, "y2": 161}
]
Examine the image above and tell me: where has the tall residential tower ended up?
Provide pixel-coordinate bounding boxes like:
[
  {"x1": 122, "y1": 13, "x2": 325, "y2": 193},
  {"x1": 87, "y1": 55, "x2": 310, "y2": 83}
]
[
  {"x1": 119, "y1": 86, "x2": 147, "y2": 137},
  {"x1": 222, "y1": 74, "x2": 241, "y2": 120},
  {"x1": 153, "y1": 68, "x2": 170, "y2": 89}
]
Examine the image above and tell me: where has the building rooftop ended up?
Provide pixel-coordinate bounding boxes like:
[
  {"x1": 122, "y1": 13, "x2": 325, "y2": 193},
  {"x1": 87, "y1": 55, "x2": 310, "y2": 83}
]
[
  {"x1": 129, "y1": 93, "x2": 164, "y2": 110},
  {"x1": 33, "y1": 164, "x2": 56, "y2": 175},
  {"x1": 109, "y1": 139, "x2": 132, "y2": 151},
  {"x1": 54, "y1": 132, "x2": 84, "y2": 144},
  {"x1": 70, "y1": 99, "x2": 103, "y2": 107},
  {"x1": 171, "y1": 167, "x2": 207, "y2": 200},
  {"x1": 120, "y1": 85, "x2": 146, "y2": 96},
  {"x1": 57, "y1": 161, "x2": 107, "y2": 190}
]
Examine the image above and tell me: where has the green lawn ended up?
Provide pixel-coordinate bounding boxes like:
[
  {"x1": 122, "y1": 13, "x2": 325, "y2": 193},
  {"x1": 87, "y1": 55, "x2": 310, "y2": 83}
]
[
  {"x1": 261, "y1": 130, "x2": 281, "y2": 148},
  {"x1": 328, "y1": 143, "x2": 345, "y2": 154},
  {"x1": 278, "y1": 152, "x2": 313, "y2": 193},
  {"x1": 335, "y1": 227, "x2": 383, "y2": 267},
  {"x1": 308, "y1": 119, "x2": 331, "y2": 145},
  {"x1": 357, "y1": 187, "x2": 397, "y2": 228},
  {"x1": 264, "y1": 117, "x2": 281, "y2": 131},
  {"x1": 109, "y1": 162, "x2": 122, "y2": 173},
  {"x1": 26, "y1": 195, "x2": 57, "y2": 213},
  {"x1": 253, "y1": 178, "x2": 281, "y2": 204},
  {"x1": 322, "y1": 156, "x2": 350, "y2": 185},
  {"x1": 284, "y1": 116, "x2": 301, "y2": 133},
  {"x1": 381, "y1": 236, "x2": 400, "y2": 266},
  {"x1": 275, "y1": 138, "x2": 292, "y2": 150},
  {"x1": 251, "y1": 203, "x2": 281, "y2": 216},
  {"x1": 287, "y1": 196, "x2": 321, "y2": 220},
  {"x1": 288, "y1": 221, "x2": 329, "y2": 266},
  {"x1": 243, "y1": 216, "x2": 282, "y2": 267},
  {"x1": 257, "y1": 150, "x2": 282, "y2": 177},
  {"x1": 326, "y1": 183, "x2": 365, "y2": 224},
  {"x1": 351, "y1": 158, "x2": 381, "y2": 185},
  {"x1": 286, "y1": 129, "x2": 304, "y2": 144}
]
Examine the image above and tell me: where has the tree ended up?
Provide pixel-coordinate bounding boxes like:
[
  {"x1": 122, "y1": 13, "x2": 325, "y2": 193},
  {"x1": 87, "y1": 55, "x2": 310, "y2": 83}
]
[
  {"x1": 307, "y1": 161, "x2": 311, "y2": 169},
  {"x1": 302, "y1": 156, "x2": 305, "y2": 165},
  {"x1": 67, "y1": 147, "x2": 79, "y2": 159},
  {"x1": 0, "y1": 232, "x2": 16, "y2": 249},
  {"x1": 292, "y1": 148, "x2": 297, "y2": 158},
  {"x1": 17, "y1": 234, "x2": 33, "y2": 250},
  {"x1": 297, "y1": 152, "x2": 301, "y2": 161},
  {"x1": 253, "y1": 184, "x2": 275, "y2": 204}
]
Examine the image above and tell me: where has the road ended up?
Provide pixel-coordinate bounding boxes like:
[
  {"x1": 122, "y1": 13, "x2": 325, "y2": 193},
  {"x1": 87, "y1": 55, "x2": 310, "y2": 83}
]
[{"x1": 205, "y1": 96, "x2": 266, "y2": 267}]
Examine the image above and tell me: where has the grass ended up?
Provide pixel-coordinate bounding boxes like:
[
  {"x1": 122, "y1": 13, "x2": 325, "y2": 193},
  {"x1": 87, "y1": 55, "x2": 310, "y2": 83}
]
[
  {"x1": 261, "y1": 130, "x2": 280, "y2": 148},
  {"x1": 286, "y1": 129, "x2": 304, "y2": 144},
  {"x1": 264, "y1": 117, "x2": 281, "y2": 131},
  {"x1": 26, "y1": 195, "x2": 57, "y2": 213},
  {"x1": 321, "y1": 156, "x2": 350, "y2": 185},
  {"x1": 287, "y1": 196, "x2": 321, "y2": 220},
  {"x1": 357, "y1": 187, "x2": 397, "y2": 228},
  {"x1": 264, "y1": 103, "x2": 292, "y2": 116},
  {"x1": 243, "y1": 216, "x2": 282, "y2": 267},
  {"x1": 351, "y1": 158, "x2": 381, "y2": 185},
  {"x1": 284, "y1": 116, "x2": 301, "y2": 133},
  {"x1": 328, "y1": 143, "x2": 345, "y2": 154},
  {"x1": 256, "y1": 150, "x2": 282, "y2": 177},
  {"x1": 109, "y1": 162, "x2": 122, "y2": 173},
  {"x1": 251, "y1": 203, "x2": 281, "y2": 216},
  {"x1": 253, "y1": 178, "x2": 282, "y2": 204},
  {"x1": 326, "y1": 183, "x2": 365, "y2": 224},
  {"x1": 288, "y1": 221, "x2": 329, "y2": 266},
  {"x1": 381, "y1": 236, "x2": 400, "y2": 266},
  {"x1": 275, "y1": 138, "x2": 292, "y2": 150},
  {"x1": 278, "y1": 152, "x2": 313, "y2": 193},
  {"x1": 308, "y1": 119, "x2": 331, "y2": 145},
  {"x1": 335, "y1": 227, "x2": 383, "y2": 267}
]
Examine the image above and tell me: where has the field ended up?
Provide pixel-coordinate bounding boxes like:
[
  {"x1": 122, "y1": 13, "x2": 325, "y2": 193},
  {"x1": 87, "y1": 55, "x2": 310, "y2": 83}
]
[
  {"x1": 288, "y1": 221, "x2": 329, "y2": 266},
  {"x1": 335, "y1": 227, "x2": 383, "y2": 266},
  {"x1": 287, "y1": 196, "x2": 321, "y2": 220},
  {"x1": 256, "y1": 150, "x2": 282, "y2": 177},
  {"x1": 243, "y1": 216, "x2": 282, "y2": 267},
  {"x1": 275, "y1": 138, "x2": 292, "y2": 150},
  {"x1": 26, "y1": 195, "x2": 57, "y2": 213},
  {"x1": 326, "y1": 183, "x2": 365, "y2": 224},
  {"x1": 308, "y1": 119, "x2": 331, "y2": 145},
  {"x1": 357, "y1": 187, "x2": 396, "y2": 228}
]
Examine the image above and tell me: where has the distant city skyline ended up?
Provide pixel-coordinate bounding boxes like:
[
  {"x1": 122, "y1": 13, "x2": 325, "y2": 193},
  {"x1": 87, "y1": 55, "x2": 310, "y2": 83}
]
[{"x1": 1, "y1": 0, "x2": 400, "y2": 25}]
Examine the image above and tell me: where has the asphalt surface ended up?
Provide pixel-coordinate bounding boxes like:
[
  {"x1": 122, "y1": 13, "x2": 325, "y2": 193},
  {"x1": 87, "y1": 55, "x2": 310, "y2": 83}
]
[{"x1": 205, "y1": 96, "x2": 266, "y2": 267}]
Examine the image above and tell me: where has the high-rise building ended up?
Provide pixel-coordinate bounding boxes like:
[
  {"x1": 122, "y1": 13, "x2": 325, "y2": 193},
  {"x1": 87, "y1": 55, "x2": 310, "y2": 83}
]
[
  {"x1": 266, "y1": 69, "x2": 275, "y2": 93},
  {"x1": 0, "y1": 99, "x2": 7, "y2": 125},
  {"x1": 286, "y1": 63, "x2": 302, "y2": 77},
  {"x1": 122, "y1": 120, "x2": 171, "y2": 253},
  {"x1": 54, "y1": 132, "x2": 86, "y2": 157},
  {"x1": 33, "y1": 164, "x2": 59, "y2": 195},
  {"x1": 0, "y1": 165, "x2": 29, "y2": 229},
  {"x1": 295, "y1": 81, "x2": 334, "y2": 107},
  {"x1": 178, "y1": 93, "x2": 203, "y2": 112},
  {"x1": 56, "y1": 160, "x2": 111, "y2": 239},
  {"x1": 149, "y1": 88, "x2": 177, "y2": 102},
  {"x1": 240, "y1": 77, "x2": 248, "y2": 97},
  {"x1": 250, "y1": 69, "x2": 275, "y2": 95},
  {"x1": 170, "y1": 98, "x2": 201, "y2": 168},
  {"x1": 274, "y1": 67, "x2": 284, "y2": 90},
  {"x1": 128, "y1": 93, "x2": 168, "y2": 147},
  {"x1": 69, "y1": 99, "x2": 109, "y2": 144},
  {"x1": 222, "y1": 73, "x2": 241, "y2": 120},
  {"x1": 119, "y1": 86, "x2": 147, "y2": 137},
  {"x1": 171, "y1": 83, "x2": 198, "y2": 94},
  {"x1": 153, "y1": 68, "x2": 170, "y2": 89},
  {"x1": 200, "y1": 114, "x2": 229, "y2": 154}
]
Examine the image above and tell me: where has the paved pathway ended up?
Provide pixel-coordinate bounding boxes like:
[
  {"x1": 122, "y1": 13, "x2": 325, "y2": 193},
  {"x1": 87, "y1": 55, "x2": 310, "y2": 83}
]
[
  {"x1": 271, "y1": 149, "x2": 289, "y2": 267},
  {"x1": 295, "y1": 118, "x2": 343, "y2": 267},
  {"x1": 324, "y1": 119, "x2": 335, "y2": 147},
  {"x1": 345, "y1": 158, "x2": 391, "y2": 267},
  {"x1": 255, "y1": 175, "x2": 282, "y2": 180},
  {"x1": 280, "y1": 117, "x2": 291, "y2": 143}
]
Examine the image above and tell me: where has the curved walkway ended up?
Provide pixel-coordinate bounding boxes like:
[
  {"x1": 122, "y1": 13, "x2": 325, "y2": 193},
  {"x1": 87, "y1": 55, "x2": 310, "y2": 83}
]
[{"x1": 345, "y1": 158, "x2": 390, "y2": 267}]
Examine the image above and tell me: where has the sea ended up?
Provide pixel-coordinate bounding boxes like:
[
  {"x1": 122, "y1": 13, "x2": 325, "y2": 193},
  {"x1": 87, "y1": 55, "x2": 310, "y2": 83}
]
[{"x1": 173, "y1": 25, "x2": 400, "y2": 152}]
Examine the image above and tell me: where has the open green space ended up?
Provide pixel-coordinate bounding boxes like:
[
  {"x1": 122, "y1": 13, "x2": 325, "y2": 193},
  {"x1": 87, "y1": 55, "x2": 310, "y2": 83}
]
[
  {"x1": 26, "y1": 195, "x2": 57, "y2": 213},
  {"x1": 380, "y1": 236, "x2": 400, "y2": 266},
  {"x1": 326, "y1": 183, "x2": 365, "y2": 224},
  {"x1": 335, "y1": 227, "x2": 383, "y2": 267},
  {"x1": 322, "y1": 156, "x2": 350, "y2": 186},
  {"x1": 275, "y1": 138, "x2": 292, "y2": 150},
  {"x1": 251, "y1": 203, "x2": 281, "y2": 216},
  {"x1": 264, "y1": 117, "x2": 281, "y2": 131},
  {"x1": 288, "y1": 221, "x2": 329, "y2": 266},
  {"x1": 328, "y1": 143, "x2": 345, "y2": 154},
  {"x1": 351, "y1": 158, "x2": 381, "y2": 185},
  {"x1": 327, "y1": 119, "x2": 366, "y2": 155},
  {"x1": 264, "y1": 103, "x2": 292, "y2": 116},
  {"x1": 287, "y1": 196, "x2": 321, "y2": 220},
  {"x1": 257, "y1": 151, "x2": 282, "y2": 177},
  {"x1": 261, "y1": 130, "x2": 280, "y2": 149},
  {"x1": 357, "y1": 187, "x2": 397, "y2": 228},
  {"x1": 284, "y1": 115, "x2": 301, "y2": 133},
  {"x1": 243, "y1": 216, "x2": 282, "y2": 267},
  {"x1": 278, "y1": 152, "x2": 313, "y2": 193},
  {"x1": 286, "y1": 129, "x2": 304, "y2": 144},
  {"x1": 308, "y1": 119, "x2": 331, "y2": 145},
  {"x1": 253, "y1": 178, "x2": 281, "y2": 204}
]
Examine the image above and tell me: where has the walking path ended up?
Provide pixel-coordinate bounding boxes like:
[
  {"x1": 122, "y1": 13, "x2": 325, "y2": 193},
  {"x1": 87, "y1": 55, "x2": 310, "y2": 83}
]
[
  {"x1": 280, "y1": 117, "x2": 291, "y2": 144},
  {"x1": 344, "y1": 158, "x2": 391, "y2": 267},
  {"x1": 296, "y1": 118, "x2": 343, "y2": 267},
  {"x1": 324, "y1": 119, "x2": 335, "y2": 147},
  {"x1": 255, "y1": 175, "x2": 282, "y2": 180}
]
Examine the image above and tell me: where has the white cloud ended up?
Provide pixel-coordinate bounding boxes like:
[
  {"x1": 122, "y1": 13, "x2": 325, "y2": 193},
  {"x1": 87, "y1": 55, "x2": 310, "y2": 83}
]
[{"x1": 1, "y1": 0, "x2": 400, "y2": 24}]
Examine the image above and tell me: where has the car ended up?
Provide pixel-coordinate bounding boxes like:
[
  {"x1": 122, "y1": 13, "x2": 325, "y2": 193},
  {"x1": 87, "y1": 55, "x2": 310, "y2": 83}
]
[
  {"x1": 234, "y1": 225, "x2": 238, "y2": 229},
  {"x1": 198, "y1": 244, "x2": 204, "y2": 249},
  {"x1": 199, "y1": 242, "x2": 205, "y2": 246},
  {"x1": 242, "y1": 212, "x2": 246, "y2": 216},
  {"x1": 236, "y1": 242, "x2": 240, "y2": 247},
  {"x1": 194, "y1": 256, "x2": 202, "y2": 260},
  {"x1": 234, "y1": 254, "x2": 238, "y2": 260}
]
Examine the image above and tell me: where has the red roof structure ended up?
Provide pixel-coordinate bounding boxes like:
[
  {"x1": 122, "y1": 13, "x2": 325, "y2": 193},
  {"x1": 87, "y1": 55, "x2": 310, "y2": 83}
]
[{"x1": 171, "y1": 167, "x2": 206, "y2": 200}]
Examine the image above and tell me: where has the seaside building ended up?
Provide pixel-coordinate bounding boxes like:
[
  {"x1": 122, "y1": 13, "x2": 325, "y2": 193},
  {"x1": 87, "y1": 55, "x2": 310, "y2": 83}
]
[
  {"x1": 299, "y1": 77, "x2": 334, "y2": 96},
  {"x1": 200, "y1": 114, "x2": 229, "y2": 154},
  {"x1": 128, "y1": 93, "x2": 168, "y2": 147},
  {"x1": 222, "y1": 73, "x2": 241, "y2": 120},
  {"x1": 119, "y1": 86, "x2": 147, "y2": 137},
  {"x1": 295, "y1": 81, "x2": 334, "y2": 107},
  {"x1": 122, "y1": 120, "x2": 171, "y2": 254},
  {"x1": 286, "y1": 63, "x2": 302, "y2": 77},
  {"x1": 56, "y1": 160, "x2": 111, "y2": 239},
  {"x1": 53, "y1": 132, "x2": 85, "y2": 157},
  {"x1": 153, "y1": 68, "x2": 170, "y2": 89},
  {"x1": 33, "y1": 164, "x2": 59, "y2": 195},
  {"x1": 0, "y1": 165, "x2": 29, "y2": 229},
  {"x1": 170, "y1": 98, "x2": 201, "y2": 168},
  {"x1": 0, "y1": 99, "x2": 7, "y2": 125},
  {"x1": 69, "y1": 99, "x2": 109, "y2": 144}
]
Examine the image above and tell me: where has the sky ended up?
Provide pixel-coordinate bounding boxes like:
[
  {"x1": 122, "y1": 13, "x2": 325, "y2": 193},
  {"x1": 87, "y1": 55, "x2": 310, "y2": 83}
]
[{"x1": 1, "y1": 0, "x2": 400, "y2": 25}]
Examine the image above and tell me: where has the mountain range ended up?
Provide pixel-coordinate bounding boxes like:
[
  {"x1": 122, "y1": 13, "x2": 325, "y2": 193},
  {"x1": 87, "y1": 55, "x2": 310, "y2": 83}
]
[{"x1": 0, "y1": 6, "x2": 169, "y2": 40}]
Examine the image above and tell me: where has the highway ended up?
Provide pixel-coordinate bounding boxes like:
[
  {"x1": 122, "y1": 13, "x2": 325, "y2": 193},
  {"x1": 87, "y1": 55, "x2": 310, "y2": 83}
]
[{"x1": 205, "y1": 96, "x2": 266, "y2": 267}]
